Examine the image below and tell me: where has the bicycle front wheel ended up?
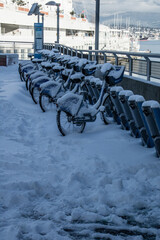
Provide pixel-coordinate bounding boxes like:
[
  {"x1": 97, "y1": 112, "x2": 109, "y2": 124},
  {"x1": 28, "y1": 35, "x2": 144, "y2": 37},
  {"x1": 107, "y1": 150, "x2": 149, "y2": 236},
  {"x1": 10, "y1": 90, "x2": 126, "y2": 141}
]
[
  {"x1": 39, "y1": 94, "x2": 55, "y2": 112},
  {"x1": 31, "y1": 86, "x2": 40, "y2": 104},
  {"x1": 56, "y1": 110, "x2": 86, "y2": 136},
  {"x1": 100, "y1": 96, "x2": 113, "y2": 125}
]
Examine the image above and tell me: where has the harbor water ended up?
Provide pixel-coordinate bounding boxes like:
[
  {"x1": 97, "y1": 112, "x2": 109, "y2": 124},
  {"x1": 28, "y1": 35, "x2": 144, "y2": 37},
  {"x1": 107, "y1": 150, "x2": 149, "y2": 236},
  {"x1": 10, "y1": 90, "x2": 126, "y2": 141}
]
[{"x1": 140, "y1": 40, "x2": 160, "y2": 53}]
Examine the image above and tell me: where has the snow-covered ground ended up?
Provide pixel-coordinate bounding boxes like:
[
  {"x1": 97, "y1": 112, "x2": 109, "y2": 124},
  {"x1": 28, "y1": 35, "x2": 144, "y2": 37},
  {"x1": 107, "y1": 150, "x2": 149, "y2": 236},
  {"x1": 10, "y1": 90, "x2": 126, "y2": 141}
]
[{"x1": 0, "y1": 64, "x2": 160, "y2": 240}]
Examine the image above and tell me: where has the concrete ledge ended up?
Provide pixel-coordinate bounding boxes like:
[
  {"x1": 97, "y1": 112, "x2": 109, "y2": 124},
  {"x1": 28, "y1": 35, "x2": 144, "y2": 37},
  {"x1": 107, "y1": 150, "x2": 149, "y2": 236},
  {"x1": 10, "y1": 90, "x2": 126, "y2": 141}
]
[{"x1": 119, "y1": 75, "x2": 160, "y2": 102}]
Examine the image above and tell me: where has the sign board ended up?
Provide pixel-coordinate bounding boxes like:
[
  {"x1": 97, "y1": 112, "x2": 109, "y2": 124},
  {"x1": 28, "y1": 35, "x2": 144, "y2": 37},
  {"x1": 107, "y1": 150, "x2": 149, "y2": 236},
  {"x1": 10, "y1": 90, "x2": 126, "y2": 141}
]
[{"x1": 34, "y1": 23, "x2": 43, "y2": 52}]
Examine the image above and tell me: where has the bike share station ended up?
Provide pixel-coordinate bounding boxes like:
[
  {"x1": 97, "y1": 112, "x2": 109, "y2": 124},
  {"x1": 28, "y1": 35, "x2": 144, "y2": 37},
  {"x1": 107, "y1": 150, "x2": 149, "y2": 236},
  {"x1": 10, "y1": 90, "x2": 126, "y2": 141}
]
[{"x1": 25, "y1": 3, "x2": 160, "y2": 158}]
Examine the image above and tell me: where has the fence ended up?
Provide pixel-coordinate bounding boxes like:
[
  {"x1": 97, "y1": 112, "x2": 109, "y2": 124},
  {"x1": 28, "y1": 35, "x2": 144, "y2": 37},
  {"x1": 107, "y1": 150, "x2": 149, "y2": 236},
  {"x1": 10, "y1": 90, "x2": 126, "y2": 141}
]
[
  {"x1": 43, "y1": 43, "x2": 160, "y2": 82},
  {"x1": 1, "y1": 40, "x2": 160, "y2": 82},
  {"x1": 0, "y1": 41, "x2": 34, "y2": 60}
]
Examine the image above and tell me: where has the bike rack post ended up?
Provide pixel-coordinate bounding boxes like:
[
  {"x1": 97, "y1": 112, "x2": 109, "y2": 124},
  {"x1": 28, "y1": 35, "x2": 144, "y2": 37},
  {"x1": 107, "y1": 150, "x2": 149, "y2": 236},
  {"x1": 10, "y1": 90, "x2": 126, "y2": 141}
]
[
  {"x1": 110, "y1": 86, "x2": 130, "y2": 130},
  {"x1": 142, "y1": 100, "x2": 160, "y2": 157},
  {"x1": 119, "y1": 90, "x2": 140, "y2": 138},
  {"x1": 128, "y1": 95, "x2": 154, "y2": 148}
]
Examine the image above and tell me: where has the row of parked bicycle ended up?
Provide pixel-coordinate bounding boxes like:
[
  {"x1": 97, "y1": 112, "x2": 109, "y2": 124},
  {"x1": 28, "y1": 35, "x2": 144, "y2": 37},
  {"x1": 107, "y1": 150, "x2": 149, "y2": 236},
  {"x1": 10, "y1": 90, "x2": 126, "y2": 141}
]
[{"x1": 18, "y1": 48, "x2": 160, "y2": 158}]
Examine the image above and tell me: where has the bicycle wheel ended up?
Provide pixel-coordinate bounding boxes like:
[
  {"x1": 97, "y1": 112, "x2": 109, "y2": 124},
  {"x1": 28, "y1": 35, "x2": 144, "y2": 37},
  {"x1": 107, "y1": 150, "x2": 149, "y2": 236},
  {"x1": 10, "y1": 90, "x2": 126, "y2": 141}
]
[
  {"x1": 100, "y1": 96, "x2": 113, "y2": 125},
  {"x1": 20, "y1": 71, "x2": 25, "y2": 82},
  {"x1": 39, "y1": 93, "x2": 55, "y2": 112},
  {"x1": 31, "y1": 86, "x2": 40, "y2": 104},
  {"x1": 26, "y1": 77, "x2": 30, "y2": 90},
  {"x1": 29, "y1": 82, "x2": 33, "y2": 95},
  {"x1": 56, "y1": 110, "x2": 86, "y2": 136}
]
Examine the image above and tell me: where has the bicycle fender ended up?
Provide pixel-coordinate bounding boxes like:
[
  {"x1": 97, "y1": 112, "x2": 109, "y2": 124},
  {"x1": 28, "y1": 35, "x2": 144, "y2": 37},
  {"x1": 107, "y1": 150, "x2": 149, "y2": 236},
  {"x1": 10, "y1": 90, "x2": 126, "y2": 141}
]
[{"x1": 102, "y1": 93, "x2": 109, "y2": 105}]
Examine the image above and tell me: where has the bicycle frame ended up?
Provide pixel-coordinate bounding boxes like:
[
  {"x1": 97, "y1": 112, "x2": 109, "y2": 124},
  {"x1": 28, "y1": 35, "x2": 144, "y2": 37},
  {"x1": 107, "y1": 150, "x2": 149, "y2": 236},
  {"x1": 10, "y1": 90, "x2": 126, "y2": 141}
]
[{"x1": 58, "y1": 79, "x2": 109, "y2": 123}]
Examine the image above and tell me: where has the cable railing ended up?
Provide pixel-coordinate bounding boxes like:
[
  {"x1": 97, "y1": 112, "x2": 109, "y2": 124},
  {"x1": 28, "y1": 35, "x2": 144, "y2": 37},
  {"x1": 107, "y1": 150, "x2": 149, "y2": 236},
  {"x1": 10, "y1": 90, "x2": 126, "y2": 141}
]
[{"x1": 43, "y1": 43, "x2": 160, "y2": 82}]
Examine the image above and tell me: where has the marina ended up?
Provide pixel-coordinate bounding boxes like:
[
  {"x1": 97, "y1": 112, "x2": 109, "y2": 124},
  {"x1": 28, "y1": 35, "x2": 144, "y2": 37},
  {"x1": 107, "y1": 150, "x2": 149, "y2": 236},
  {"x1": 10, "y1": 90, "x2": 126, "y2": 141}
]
[{"x1": 0, "y1": 0, "x2": 140, "y2": 52}]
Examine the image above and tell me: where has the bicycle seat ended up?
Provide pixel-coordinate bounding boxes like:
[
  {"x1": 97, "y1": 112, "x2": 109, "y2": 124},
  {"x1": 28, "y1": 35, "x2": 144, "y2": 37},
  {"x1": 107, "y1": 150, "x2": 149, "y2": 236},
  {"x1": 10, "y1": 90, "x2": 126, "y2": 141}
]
[
  {"x1": 61, "y1": 69, "x2": 72, "y2": 81},
  {"x1": 52, "y1": 65, "x2": 65, "y2": 72},
  {"x1": 41, "y1": 62, "x2": 53, "y2": 70},
  {"x1": 70, "y1": 73, "x2": 84, "y2": 83},
  {"x1": 32, "y1": 58, "x2": 44, "y2": 63}
]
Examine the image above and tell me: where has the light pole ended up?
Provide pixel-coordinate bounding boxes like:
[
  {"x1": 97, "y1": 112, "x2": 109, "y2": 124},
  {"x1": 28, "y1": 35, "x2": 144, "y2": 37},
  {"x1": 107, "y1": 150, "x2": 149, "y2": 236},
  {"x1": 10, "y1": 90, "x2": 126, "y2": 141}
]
[
  {"x1": 95, "y1": 0, "x2": 100, "y2": 50},
  {"x1": 46, "y1": 1, "x2": 60, "y2": 43}
]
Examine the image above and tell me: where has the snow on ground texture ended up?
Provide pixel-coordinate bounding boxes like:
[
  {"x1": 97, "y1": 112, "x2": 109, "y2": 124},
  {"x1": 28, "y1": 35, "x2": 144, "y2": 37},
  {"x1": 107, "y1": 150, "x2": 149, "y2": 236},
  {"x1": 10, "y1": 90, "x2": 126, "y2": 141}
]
[{"x1": 0, "y1": 64, "x2": 160, "y2": 240}]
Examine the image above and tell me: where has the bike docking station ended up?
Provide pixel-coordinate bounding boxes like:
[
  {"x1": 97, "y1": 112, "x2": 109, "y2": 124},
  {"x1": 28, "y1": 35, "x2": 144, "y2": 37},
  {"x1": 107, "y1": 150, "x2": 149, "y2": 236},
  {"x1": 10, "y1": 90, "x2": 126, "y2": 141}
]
[
  {"x1": 128, "y1": 95, "x2": 154, "y2": 148},
  {"x1": 142, "y1": 101, "x2": 160, "y2": 157},
  {"x1": 118, "y1": 90, "x2": 140, "y2": 138},
  {"x1": 18, "y1": 47, "x2": 160, "y2": 158},
  {"x1": 109, "y1": 86, "x2": 130, "y2": 130}
]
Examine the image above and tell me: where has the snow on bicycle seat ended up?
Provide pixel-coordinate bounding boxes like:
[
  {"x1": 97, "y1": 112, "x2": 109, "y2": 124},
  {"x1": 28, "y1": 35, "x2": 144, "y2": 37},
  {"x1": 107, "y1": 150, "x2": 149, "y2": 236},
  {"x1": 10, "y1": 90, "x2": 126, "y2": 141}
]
[
  {"x1": 32, "y1": 58, "x2": 44, "y2": 63},
  {"x1": 21, "y1": 63, "x2": 34, "y2": 71},
  {"x1": 32, "y1": 76, "x2": 51, "y2": 85},
  {"x1": 30, "y1": 71, "x2": 46, "y2": 81},
  {"x1": 40, "y1": 81, "x2": 62, "y2": 97},
  {"x1": 38, "y1": 49, "x2": 50, "y2": 55},
  {"x1": 52, "y1": 65, "x2": 65, "y2": 72},
  {"x1": 51, "y1": 62, "x2": 60, "y2": 67},
  {"x1": 41, "y1": 62, "x2": 52, "y2": 68},
  {"x1": 70, "y1": 72, "x2": 84, "y2": 83},
  {"x1": 90, "y1": 77, "x2": 102, "y2": 85},
  {"x1": 51, "y1": 48, "x2": 59, "y2": 53}
]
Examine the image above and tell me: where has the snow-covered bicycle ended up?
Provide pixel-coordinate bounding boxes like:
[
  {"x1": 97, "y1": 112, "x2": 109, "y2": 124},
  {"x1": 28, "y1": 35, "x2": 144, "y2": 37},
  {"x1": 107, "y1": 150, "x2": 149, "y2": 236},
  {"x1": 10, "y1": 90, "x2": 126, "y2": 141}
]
[{"x1": 56, "y1": 63, "x2": 125, "y2": 136}]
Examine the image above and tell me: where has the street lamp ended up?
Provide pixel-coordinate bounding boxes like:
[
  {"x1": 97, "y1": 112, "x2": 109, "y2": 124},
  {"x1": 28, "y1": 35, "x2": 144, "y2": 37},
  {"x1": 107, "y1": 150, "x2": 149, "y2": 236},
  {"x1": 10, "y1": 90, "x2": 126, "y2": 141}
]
[
  {"x1": 46, "y1": 1, "x2": 60, "y2": 43},
  {"x1": 95, "y1": 0, "x2": 100, "y2": 50}
]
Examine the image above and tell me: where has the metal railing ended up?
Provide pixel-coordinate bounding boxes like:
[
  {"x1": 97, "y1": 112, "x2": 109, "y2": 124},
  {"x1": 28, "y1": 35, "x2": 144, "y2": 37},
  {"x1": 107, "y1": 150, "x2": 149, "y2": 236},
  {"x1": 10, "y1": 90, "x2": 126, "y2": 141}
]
[
  {"x1": 1, "y1": 40, "x2": 160, "y2": 82},
  {"x1": 44, "y1": 43, "x2": 160, "y2": 82},
  {"x1": 0, "y1": 41, "x2": 34, "y2": 60}
]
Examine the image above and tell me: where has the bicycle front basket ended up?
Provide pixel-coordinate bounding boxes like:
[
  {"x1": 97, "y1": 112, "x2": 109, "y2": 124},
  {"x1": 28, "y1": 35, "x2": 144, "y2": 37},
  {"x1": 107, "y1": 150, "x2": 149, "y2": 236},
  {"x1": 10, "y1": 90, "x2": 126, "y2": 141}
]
[
  {"x1": 57, "y1": 93, "x2": 83, "y2": 116},
  {"x1": 106, "y1": 66, "x2": 125, "y2": 86}
]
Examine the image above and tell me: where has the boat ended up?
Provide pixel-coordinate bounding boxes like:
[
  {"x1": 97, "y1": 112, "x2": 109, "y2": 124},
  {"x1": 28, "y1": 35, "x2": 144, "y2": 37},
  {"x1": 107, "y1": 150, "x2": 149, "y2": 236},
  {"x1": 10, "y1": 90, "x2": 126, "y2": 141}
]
[
  {"x1": 139, "y1": 36, "x2": 148, "y2": 41},
  {"x1": 0, "y1": 0, "x2": 140, "y2": 57}
]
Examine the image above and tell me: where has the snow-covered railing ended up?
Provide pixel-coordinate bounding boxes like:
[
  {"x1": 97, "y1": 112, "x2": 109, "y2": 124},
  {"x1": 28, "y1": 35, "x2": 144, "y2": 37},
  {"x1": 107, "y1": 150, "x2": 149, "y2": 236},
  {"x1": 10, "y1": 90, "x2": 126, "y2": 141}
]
[{"x1": 43, "y1": 43, "x2": 160, "y2": 82}]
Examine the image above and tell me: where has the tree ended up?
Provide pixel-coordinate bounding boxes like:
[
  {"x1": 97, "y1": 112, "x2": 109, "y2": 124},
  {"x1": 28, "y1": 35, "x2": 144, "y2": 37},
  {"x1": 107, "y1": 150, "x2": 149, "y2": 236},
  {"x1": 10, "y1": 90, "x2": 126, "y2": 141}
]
[
  {"x1": 70, "y1": 10, "x2": 75, "y2": 16},
  {"x1": 12, "y1": 0, "x2": 26, "y2": 6}
]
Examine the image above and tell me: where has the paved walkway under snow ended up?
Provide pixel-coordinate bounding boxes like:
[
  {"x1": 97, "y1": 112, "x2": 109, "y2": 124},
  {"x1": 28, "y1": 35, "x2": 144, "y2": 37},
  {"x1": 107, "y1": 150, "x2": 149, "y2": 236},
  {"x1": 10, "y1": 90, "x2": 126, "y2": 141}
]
[{"x1": 0, "y1": 65, "x2": 160, "y2": 240}]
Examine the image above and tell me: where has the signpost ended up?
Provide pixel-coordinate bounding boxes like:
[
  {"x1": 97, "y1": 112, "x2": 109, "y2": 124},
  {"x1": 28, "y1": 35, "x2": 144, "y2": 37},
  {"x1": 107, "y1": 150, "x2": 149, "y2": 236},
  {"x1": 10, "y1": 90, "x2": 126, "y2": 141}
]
[
  {"x1": 34, "y1": 23, "x2": 43, "y2": 57},
  {"x1": 28, "y1": 3, "x2": 44, "y2": 57}
]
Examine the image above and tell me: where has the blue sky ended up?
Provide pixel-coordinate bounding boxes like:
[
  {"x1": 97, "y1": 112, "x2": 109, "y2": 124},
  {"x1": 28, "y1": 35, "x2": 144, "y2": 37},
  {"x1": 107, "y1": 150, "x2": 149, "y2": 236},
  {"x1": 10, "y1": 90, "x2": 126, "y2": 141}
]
[{"x1": 73, "y1": 0, "x2": 160, "y2": 15}]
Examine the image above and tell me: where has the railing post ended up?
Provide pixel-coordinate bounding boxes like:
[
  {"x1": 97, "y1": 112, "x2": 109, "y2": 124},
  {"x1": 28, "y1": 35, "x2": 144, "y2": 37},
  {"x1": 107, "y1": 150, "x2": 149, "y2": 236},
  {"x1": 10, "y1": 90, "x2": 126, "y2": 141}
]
[
  {"x1": 145, "y1": 57, "x2": 151, "y2": 81},
  {"x1": 81, "y1": 51, "x2": 83, "y2": 59},
  {"x1": 127, "y1": 55, "x2": 132, "y2": 76},
  {"x1": 113, "y1": 53, "x2": 118, "y2": 65},
  {"x1": 95, "y1": 51, "x2": 98, "y2": 63},
  {"x1": 13, "y1": 41, "x2": 15, "y2": 53},
  {"x1": 103, "y1": 53, "x2": 106, "y2": 63},
  {"x1": 71, "y1": 48, "x2": 73, "y2": 56},
  {"x1": 88, "y1": 50, "x2": 92, "y2": 61}
]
